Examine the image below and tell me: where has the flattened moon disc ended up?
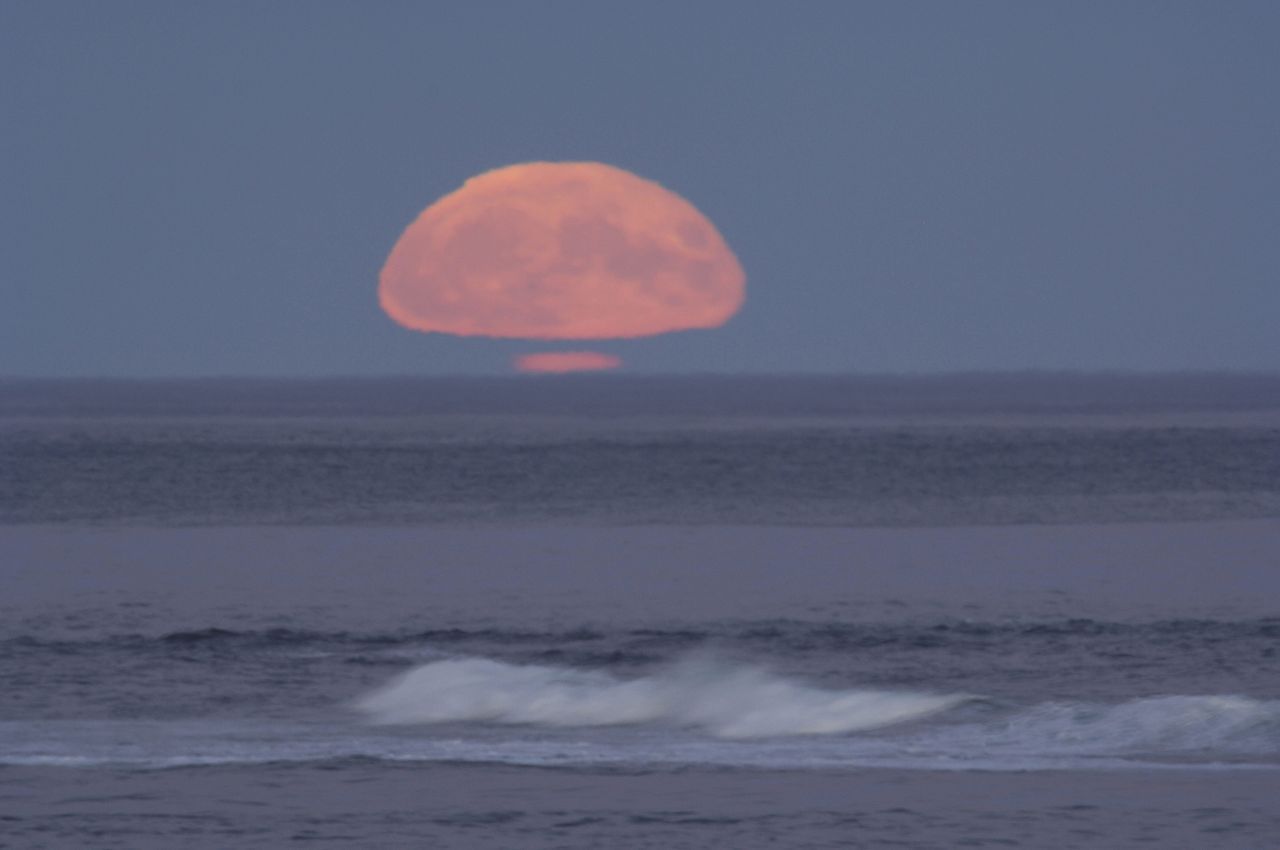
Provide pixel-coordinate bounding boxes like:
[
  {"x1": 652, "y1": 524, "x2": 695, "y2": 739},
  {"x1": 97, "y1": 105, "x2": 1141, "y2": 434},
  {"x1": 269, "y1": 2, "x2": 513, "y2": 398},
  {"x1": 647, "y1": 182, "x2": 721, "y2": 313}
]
[{"x1": 379, "y1": 162, "x2": 745, "y2": 339}]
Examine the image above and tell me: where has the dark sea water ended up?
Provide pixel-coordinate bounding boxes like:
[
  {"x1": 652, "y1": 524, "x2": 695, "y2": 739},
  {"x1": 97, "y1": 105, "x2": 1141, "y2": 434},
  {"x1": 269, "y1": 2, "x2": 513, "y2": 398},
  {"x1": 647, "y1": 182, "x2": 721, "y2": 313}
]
[{"x1": 2, "y1": 375, "x2": 1279, "y2": 848}]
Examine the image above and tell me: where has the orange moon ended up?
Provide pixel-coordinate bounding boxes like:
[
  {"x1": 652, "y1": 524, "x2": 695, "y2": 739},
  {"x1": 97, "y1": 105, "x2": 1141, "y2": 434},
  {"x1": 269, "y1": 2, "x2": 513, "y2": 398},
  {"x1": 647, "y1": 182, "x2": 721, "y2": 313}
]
[{"x1": 378, "y1": 162, "x2": 745, "y2": 339}]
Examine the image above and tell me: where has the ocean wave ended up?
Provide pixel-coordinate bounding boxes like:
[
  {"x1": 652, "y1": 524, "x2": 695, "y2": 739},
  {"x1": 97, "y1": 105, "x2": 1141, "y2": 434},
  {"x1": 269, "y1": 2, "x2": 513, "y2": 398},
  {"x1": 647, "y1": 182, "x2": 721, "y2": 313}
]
[
  {"x1": 4, "y1": 617, "x2": 1277, "y2": 653},
  {"x1": 4, "y1": 692, "x2": 1277, "y2": 771},
  {"x1": 912, "y1": 694, "x2": 1280, "y2": 758},
  {"x1": 355, "y1": 656, "x2": 968, "y2": 738}
]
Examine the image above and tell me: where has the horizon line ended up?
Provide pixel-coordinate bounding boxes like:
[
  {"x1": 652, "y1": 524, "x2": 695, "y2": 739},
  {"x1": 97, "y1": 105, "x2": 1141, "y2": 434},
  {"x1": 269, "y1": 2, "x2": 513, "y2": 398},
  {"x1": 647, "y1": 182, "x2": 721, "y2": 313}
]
[{"x1": 4, "y1": 369, "x2": 1280, "y2": 383}]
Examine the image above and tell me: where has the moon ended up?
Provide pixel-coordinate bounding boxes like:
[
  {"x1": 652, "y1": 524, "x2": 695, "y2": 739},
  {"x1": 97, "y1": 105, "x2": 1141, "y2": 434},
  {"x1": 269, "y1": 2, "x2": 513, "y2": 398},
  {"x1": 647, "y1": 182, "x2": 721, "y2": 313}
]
[{"x1": 378, "y1": 162, "x2": 745, "y2": 340}]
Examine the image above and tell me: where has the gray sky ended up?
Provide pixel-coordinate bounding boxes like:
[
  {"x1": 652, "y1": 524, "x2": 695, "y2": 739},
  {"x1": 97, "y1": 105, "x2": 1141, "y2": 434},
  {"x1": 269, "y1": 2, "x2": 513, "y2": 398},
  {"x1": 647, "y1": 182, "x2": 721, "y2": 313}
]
[{"x1": 3, "y1": 0, "x2": 1277, "y2": 376}]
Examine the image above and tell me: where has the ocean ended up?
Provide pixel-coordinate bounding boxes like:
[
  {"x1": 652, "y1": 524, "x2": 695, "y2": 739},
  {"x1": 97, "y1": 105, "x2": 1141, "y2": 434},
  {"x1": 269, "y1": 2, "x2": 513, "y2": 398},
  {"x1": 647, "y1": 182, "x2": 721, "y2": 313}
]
[{"x1": 2, "y1": 374, "x2": 1279, "y2": 848}]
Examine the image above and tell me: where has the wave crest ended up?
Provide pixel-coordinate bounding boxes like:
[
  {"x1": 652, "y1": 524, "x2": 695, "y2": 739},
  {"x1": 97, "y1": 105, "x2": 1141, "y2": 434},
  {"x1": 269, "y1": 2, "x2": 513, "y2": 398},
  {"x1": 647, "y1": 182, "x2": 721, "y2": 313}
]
[
  {"x1": 355, "y1": 656, "x2": 966, "y2": 739},
  {"x1": 942, "y1": 695, "x2": 1280, "y2": 756}
]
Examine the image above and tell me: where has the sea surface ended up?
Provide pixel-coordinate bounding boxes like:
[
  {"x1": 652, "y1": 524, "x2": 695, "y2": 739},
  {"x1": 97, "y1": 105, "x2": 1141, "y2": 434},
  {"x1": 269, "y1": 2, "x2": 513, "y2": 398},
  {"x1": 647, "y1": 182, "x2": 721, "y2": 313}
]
[{"x1": 2, "y1": 375, "x2": 1279, "y2": 848}]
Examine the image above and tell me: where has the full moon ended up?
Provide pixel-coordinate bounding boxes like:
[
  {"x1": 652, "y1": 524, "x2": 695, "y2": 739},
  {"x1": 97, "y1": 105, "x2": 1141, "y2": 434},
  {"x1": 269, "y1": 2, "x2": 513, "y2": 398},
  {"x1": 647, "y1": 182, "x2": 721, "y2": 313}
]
[{"x1": 378, "y1": 162, "x2": 745, "y2": 340}]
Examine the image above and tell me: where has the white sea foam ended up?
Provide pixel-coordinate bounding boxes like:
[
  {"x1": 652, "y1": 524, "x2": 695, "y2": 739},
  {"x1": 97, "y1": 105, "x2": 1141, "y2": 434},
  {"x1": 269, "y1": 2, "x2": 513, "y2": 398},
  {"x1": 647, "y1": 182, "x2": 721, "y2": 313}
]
[
  {"x1": 4, "y1": 693, "x2": 1278, "y2": 770},
  {"x1": 355, "y1": 656, "x2": 968, "y2": 738},
  {"x1": 914, "y1": 694, "x2": 1280, "y2": 758}
]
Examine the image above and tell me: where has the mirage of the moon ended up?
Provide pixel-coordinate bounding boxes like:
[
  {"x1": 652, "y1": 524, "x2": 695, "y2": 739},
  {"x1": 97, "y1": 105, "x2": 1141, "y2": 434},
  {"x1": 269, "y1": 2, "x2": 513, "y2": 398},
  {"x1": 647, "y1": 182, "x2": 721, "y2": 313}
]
[{"x1": 378, "y1": 162, "x2": 745, "y2": 370}]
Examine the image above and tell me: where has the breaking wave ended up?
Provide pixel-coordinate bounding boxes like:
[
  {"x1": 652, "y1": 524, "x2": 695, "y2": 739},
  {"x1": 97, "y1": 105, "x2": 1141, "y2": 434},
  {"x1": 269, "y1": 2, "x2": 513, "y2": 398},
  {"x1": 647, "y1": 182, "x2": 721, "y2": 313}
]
[
  {"x1": 355, "y1": 656, "x2": 967, "y2": 739},
  {"x1": 5, "y1": 692, "x2": 1277, "y2": 771},
  {"x1": 915, "y1": 694, "x2": 1280, "y2": 758}
]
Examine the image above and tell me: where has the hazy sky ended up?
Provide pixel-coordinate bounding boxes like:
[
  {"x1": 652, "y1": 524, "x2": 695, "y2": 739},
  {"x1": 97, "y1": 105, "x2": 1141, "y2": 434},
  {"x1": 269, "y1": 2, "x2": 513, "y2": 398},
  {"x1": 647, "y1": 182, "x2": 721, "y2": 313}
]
[{"x1": 3, "y1": 1, "x2": 1277, "y2": 376}]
